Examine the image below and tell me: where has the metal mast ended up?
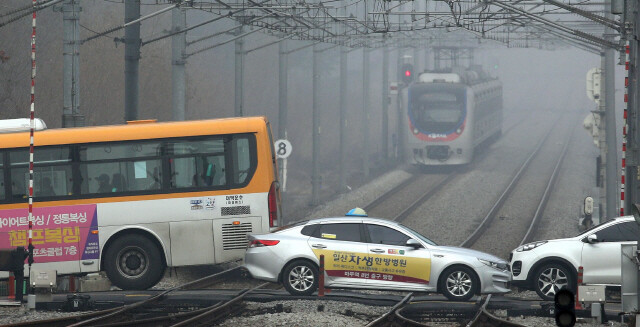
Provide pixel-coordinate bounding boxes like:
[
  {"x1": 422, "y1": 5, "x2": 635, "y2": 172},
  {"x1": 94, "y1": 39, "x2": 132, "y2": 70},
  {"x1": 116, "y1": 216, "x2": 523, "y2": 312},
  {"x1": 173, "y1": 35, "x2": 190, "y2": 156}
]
[
  {"x1": 171, "y1": 5, "x2": 187, "y2": 121},
  {"x1": 124, "y1": 0, "x2": 140, "y2": 121}
]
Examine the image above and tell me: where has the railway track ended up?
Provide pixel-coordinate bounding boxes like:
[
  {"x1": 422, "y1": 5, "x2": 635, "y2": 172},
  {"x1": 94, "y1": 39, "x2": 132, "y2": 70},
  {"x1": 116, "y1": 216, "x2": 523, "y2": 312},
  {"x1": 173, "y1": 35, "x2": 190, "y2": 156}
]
[
  {"x1": 365, "y1": 293, "x2": 526, "y2": 327},
  {"x1": 466, "y1": 295, "x2": 525, "y2": 327},
  {"x1": 460, "y1": 118, "x2": 576, "y2": 253},
  {"x1": 364, "y1": 113, "x2": 531, "y2": 225},
  {"x1": 6, "y1": 266, "x2": 279, "y2": 327}
]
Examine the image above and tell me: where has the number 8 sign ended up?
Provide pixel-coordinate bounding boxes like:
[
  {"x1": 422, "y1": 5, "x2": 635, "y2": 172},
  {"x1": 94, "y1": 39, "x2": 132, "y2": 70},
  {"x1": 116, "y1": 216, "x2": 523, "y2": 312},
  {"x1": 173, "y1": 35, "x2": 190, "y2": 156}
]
[{"x1": 274, "y1": 139, "x2": 292, "y2": 159}]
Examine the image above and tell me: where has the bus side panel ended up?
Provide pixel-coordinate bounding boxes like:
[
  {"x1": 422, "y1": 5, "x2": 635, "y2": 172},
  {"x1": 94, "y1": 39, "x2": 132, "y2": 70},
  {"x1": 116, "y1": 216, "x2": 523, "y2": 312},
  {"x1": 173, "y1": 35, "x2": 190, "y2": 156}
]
[
  {"x1": 97, "y1": 192, "x2": 269, "y2": 268},
  {"x1": 170, "y1": 220, "x2": 214, "y2": 266}
]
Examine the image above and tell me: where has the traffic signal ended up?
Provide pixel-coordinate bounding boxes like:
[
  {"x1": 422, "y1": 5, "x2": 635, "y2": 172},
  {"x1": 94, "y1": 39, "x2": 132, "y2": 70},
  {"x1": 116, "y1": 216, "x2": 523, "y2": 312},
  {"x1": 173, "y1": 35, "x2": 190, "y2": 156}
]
[
  {"x1": 554, "y1": 289, "x2": 576, "y2": 327},
  {"x1": 400, "y1": 63, "x2": 414, "y2": 84}
]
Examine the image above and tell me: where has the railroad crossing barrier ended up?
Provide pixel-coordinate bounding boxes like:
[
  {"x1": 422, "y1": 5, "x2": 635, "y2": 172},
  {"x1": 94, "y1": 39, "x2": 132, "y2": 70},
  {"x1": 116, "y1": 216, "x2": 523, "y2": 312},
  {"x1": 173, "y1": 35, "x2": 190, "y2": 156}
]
[
  {"x1": 0, "y1": 247, "x2": 27, "y2": 302},
  {"x1": 318, "y1": 254, "x2": 330, "y2": 297},
  {"x1": 575, "y1": 266, "x2": 583, "y2": 310}
]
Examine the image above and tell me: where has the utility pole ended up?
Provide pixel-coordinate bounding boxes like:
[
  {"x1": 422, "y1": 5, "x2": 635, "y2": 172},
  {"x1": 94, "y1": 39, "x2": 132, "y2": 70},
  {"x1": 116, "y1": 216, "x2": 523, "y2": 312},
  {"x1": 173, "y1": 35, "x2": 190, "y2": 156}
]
[
  {"x1": 311, "y1": 44, "x2": 321, "y2": 205},
  {"x1": 234, "y1": 25, "x2": 244, "y2": 117},
  {"x1": 362, "y1": 47, "x2": 370, "y2": 179},
  {"x1": 396, "y1": 47, "x2": 405, "y2": 163},
  {"x1": 59, "y1": 0, "x2": 83, "y2": 127},
  {"x1": 338, "y1": 0, "x2": 348, "y2": 192},
  {"x1": 339, "y1": 45, "x2": 348, "y2": 192},
  {"x1": 171, "y1": 5, "x2": 187, "y2": 121},
  {"x1": 278, "y1": 40, "x2": 288, "y2": 185},
  {"x1": 382, "y1": 48, "x2": 389, "y2": 166},
  {"x1": 124, "y1": 0, "x2": 140, "y2": 121}
]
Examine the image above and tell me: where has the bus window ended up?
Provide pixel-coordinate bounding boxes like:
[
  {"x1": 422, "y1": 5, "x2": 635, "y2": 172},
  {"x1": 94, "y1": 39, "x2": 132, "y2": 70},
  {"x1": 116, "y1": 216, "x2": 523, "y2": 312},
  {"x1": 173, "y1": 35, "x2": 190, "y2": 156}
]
[
  {"x1": 168, "y1": 138, "x2": 226, "y2": 189},
  {"x1": 8, "y1": 147, "x2": 73, "y2": 199},
  {"x1": 233, "y1": 137, "x2": 251, "y2": 184},
  {"x1": 10, "y1": 166, "x2": 73, "y2": 198},
  {"x1": 78, "y1": 142, "x2": 163, "y2": 194},
  {"x1": 80, "y1": 160, "x2": 162, "y2": 194}
]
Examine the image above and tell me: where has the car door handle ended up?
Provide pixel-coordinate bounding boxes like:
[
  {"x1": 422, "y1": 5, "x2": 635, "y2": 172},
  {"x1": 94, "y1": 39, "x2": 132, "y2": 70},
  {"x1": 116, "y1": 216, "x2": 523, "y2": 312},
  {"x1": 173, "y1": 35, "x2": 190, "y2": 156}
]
[
  {"x1": 312, "y1": 244, "x2": 327, "y2": 249},
  {"x1": 370, "y1": 249, "x2": 385, "y2": 253}
]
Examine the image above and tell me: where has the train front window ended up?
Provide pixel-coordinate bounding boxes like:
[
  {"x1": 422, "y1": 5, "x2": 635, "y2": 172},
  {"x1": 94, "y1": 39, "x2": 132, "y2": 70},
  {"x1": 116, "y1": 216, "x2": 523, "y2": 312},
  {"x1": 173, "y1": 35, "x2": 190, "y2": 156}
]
[{"x1": 412, "y1": 92, "x2": 463, "y2": 133}]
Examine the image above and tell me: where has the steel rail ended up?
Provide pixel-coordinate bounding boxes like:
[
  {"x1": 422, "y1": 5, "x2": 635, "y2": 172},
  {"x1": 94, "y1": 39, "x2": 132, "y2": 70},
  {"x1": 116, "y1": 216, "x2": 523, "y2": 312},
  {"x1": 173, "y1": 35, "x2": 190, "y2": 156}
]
[
  {"x1": 54, "y1": 266, "x2": 244, "y2": 327},
  {"x1": 365, "y1": 292, "x2": 417, "y2": 327},
  {"x1": 87, "y1": 283, "x2": 281, "y2": 327},
  {"x1": 394, "y1": 306, "x2": 433, "y2": 326},
  {"x1": 467, "y1": 295, "x2": 526, "y2": 327},
  {"x1": 363, "y1": 176, "x2": 417, "y2": 212},
  {"x1": 392, "y1": 173, "x2": 459, "y2": 223},
  {"x1": 459, "y1": 119, "x2": 558, "y2": 248},
  {"x1": 169, "y1": 282, "x2": 270, "y2": 327},
  {"x1": 520, "y1": 122, "x2": 577, "y2": 246}
]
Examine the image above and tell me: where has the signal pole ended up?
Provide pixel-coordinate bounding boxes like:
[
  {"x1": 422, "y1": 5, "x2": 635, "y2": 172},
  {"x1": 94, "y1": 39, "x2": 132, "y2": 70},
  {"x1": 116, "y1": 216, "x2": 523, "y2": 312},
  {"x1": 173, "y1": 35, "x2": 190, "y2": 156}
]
[
  {"x1": 171, "y1": 5, "x2": 187, "y2": 121},
  {"x1": 124, "y1": 0, "x2": 140, "y2": 121}
]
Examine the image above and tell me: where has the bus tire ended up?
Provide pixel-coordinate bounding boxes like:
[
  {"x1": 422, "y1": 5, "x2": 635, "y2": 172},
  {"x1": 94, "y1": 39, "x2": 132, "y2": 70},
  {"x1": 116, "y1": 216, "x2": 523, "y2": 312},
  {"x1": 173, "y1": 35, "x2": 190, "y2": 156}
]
[{"x1": 104, "y1": 234, "x2": 165, "y2": 290}]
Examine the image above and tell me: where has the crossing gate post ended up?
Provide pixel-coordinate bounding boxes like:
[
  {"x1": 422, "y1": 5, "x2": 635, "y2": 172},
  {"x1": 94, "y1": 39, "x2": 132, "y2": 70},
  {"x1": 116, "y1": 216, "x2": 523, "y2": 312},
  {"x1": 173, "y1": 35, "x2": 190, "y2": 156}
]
[
  {"x1": 575, "y1": 266, "x2": 583, "y2": 310},
  {"x1": 8, "y1": 273, "x2": 14, "y2": 300},
  {"x1": 319, "y1": 254, "x2": 325, "y2": 297}
]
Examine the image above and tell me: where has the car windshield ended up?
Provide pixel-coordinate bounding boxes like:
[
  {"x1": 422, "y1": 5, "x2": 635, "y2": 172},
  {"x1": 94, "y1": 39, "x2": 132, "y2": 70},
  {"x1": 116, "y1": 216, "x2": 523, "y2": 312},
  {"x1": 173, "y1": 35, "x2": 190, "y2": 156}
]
[
  {"x1": 575, "y1": 219, "x2": 621, "y2": 237},
  {"x1": 399, "y1": 224, "x2": 438, "y2": 246}
]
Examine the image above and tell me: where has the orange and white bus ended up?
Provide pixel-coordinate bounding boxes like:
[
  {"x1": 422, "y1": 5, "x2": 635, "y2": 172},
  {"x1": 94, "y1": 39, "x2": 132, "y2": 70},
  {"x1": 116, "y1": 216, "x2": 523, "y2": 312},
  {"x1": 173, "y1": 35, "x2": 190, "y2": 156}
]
[{"x1": 0, "y1": 117, "x2": 280, "y2": 290}]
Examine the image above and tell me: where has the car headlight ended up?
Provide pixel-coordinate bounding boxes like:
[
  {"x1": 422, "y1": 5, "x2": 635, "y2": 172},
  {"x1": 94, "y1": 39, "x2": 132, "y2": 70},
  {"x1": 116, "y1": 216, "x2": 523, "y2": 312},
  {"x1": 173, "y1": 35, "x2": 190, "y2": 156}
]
[
  {"x1": 478, "y1": 258, "x2": 508, "y2": 271},
  {"x1": 515, "y1": 241, "x2": 547, "y2": 252}
]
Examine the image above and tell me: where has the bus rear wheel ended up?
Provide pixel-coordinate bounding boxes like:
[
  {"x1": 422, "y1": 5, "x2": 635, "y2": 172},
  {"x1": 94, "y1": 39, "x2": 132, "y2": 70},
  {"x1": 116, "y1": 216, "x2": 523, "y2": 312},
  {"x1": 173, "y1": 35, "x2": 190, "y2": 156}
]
[{"x1": 104, "y1": 234, "x2": 165, "y2": 290}]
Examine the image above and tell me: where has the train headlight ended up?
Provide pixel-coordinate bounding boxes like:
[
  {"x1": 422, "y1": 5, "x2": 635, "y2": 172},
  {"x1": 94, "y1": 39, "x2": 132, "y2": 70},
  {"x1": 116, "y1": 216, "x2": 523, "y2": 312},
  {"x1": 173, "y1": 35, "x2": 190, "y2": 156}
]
[
  {"x1": 413, "y1": 128, "x2": 419, "y2": 134},
  {"x1": 456, "y1": 128, "x2": 462, "y2": 134}
]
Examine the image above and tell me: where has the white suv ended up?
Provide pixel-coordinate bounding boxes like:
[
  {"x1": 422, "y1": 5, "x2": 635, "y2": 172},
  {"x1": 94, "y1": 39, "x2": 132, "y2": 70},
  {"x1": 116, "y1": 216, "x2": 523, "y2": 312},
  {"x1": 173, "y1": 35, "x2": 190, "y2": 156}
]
[{"x1": 510, "y1": 216, "x2": 639, "y2": 301}]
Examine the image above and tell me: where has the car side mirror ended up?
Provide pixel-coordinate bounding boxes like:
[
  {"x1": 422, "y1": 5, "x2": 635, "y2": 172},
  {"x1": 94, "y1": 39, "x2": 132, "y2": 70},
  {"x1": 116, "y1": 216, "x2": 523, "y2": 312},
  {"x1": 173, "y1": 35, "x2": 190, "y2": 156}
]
[
  {"x1": 406, "y1": 239, "x2": 422, "y2": 249},
  {"x1": 584, "y1": 234, "x2": 598, "y2": 244}
]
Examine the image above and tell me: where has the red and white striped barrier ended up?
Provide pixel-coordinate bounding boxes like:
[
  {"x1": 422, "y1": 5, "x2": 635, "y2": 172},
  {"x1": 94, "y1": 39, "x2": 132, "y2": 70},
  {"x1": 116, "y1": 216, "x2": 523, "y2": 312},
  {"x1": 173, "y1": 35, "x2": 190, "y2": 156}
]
[
  {"x1": 622, "y1": 43, "x2": 629, "y2": 216},
  {"x1": 575, "y1": 266, "x2": 583, "y2": 310}
]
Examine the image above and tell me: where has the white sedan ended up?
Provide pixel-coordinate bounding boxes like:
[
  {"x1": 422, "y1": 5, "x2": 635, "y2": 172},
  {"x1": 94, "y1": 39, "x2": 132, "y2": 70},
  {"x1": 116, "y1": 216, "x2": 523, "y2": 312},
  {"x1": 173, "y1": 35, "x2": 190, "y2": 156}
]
[
  {"x1": 510, "y1": 216, "x2": 638, "y2": 300},
  {"x1": 244, "y1": 217, "x2": 511, "y2": 301}
]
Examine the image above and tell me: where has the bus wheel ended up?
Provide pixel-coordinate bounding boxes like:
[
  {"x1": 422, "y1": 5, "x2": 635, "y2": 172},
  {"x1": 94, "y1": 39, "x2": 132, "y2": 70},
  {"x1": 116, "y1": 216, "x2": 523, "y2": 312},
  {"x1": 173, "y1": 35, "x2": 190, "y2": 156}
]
[{"x1": 104, "y1": 234, "x2": 165, "y2": 290}]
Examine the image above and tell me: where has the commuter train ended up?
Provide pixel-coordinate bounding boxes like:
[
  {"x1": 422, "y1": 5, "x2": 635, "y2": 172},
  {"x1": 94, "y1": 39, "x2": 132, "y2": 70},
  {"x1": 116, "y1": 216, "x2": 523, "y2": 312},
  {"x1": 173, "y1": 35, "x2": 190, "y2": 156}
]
[{"x1": 403, "y1": 67, "x2": 503, "y2": 166}]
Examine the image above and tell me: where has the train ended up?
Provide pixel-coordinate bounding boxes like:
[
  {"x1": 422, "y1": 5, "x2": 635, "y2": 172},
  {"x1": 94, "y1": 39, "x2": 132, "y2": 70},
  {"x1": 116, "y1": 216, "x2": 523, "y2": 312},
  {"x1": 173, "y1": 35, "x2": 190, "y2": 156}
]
[{"x1": 402, "y1": 67, "x2": 503, "y2": 166}]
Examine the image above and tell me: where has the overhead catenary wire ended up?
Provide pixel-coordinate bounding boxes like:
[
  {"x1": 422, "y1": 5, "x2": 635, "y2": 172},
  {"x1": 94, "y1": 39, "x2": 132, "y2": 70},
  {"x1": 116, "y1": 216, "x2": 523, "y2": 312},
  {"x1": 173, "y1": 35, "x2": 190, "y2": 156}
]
[
  {"x1": 81, "y1": 3, "x2": 178, "y2": 44},
  {"x1": 187, "y1": 26, "x2": 265, "y2": 57},
  {"x1": 0, "y1": 0, "x2": 64, "y2": 29},
  {"x1": 142, "y1": 0, "x2": 271, "y2": 46}
]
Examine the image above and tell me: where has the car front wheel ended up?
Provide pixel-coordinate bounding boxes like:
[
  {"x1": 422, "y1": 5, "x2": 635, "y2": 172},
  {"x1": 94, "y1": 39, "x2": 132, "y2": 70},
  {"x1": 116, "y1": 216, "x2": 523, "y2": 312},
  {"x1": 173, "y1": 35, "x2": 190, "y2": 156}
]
[
  {"x1": 439, "y1": 266, "x2": 478, "y2": 301},
  {"x1": 533, "y1": 263, "x2": 574, "y2": 301},
  {"x1": 282, "y1": 260, "x2": 319, "y2": 296}
]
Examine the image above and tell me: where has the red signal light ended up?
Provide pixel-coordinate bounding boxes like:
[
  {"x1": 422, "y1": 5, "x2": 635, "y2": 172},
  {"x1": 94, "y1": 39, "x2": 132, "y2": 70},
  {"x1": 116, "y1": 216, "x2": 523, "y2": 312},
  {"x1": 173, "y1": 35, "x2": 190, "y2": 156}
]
[{"x1": 405, "y1": 70, "x2": 411, "y2": 77}]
